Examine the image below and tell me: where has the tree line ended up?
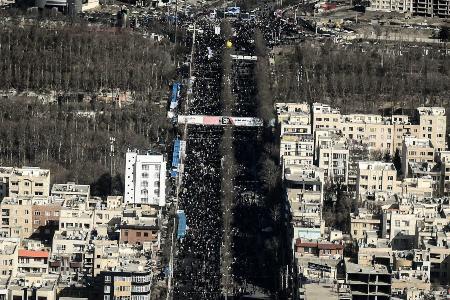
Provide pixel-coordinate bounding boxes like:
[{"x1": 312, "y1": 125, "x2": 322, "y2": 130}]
[
  {"x1": 0, "y1": 22, "x2": 175, "y2": 94},
  {"x1": 274, "y1": 40, "x2": 450, "y2": 114}
]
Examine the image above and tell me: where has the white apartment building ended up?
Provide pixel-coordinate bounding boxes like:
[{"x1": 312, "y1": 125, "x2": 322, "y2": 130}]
[
  {"x1": 280, "y1": 135, "x2": 314, "y2": 174},
  {"x1": 124, "y1": 151, "x2": 166, "y2": 207},
  {"x1": 317, "y1": 134, "x2": 350, "y2": 184},
  {"x1": 356, "y1": 161, "x2": 399, "y2": 199}
]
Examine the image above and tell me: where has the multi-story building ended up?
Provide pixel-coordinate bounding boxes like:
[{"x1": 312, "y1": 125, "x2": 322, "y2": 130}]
[
  {"x1": 439, "y1": 151, "x2": 450, "y2": 196},
  {"x1": 350, "y1": 210, "x2": 382, "y2": 243},
  {"x1": 285, "y1": 165, "x2": 324, "y2": 228},
  {"x1": 369, "y1": 0, "x2": 413, "y2": 13},
  {"x1": 280, "y1": 135, "x2": 314, "y2": 174},
  {"x1": 8, "y1": 274, "x2": 58, "y2": 300},
  {"x1": 317, "y1": 134, "x2": 349, "y2": 184},
  {"x1": 17, "y1": 248, "x2": 49, "y2": 274},
  {"x1": 124, "y1": 151, "x2": 166, "y2": 207},
  {"x1": 50, "y1": 229, "x2": 93, "y2": 279},
  {"x1": 345, "y1": 261, "x2": 391, "y2": 300},
  {"x1": 312, "y1": 103, "x2": 341, "y2": 131},
  {"x1": 100, "y1": 258, "x2": 152, "y2": 300},
  {"x1": 0, "y1": 240, "x2": 18, "y2": 279},
  {"x1": 0, "y1": 167, "x2": 50, "y2": 199},
  {"x1": 402, "y1": 136, "x2": 435, "y2": 178},
  {"x1": 356, "y1": 161, "x2": 399, "y2": 200},
  {"x1": 32, "y1": 197, "x2": 64, "y2": 241},
  {"x1": 0, "y1": 197, "x2": 33, "y2": 239},
  {"x1": 416, "y1": 107, "x2": 446, "y2": 152},
  {"x1": 119, "y1": 208, "x2": 160, "y2": 247},
  {"x1": 51, "y1": 182, "x2": 90, "y2": 201}
]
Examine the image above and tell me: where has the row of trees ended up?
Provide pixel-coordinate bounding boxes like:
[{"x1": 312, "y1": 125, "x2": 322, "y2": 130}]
[
  {"x1": 0, "y1": 23, "x2": 175, "y2": 93},
  {"x1": 274, "y1": 41, "x2": 450, "y2": 114}
]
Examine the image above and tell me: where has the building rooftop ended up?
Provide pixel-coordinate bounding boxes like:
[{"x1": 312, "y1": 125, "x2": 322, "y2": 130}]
[
  {"x1": 52, "y1": 182, "x2": 90, "y2": 195},
  {"x1": 345, "y1": 261, "x2": 390, "y2": 275},
  {"x1": 358, "y1": 161, "x2": 396, "y2": 171}
]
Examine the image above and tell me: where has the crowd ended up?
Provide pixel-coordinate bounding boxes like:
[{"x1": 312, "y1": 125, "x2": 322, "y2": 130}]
[{"x1": 173, "y1": 17, "x2": 277, "y2": 299}]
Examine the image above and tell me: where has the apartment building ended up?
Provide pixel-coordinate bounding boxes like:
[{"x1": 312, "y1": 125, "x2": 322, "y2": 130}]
[
  {"x1": 280, "y1": 135, "x2": 314, "y2": 174},
  {"x1": 50, "y1": 229, "x2": 92, "y2": 279},
  {"x1": 0, "y1": 197, "x2": 33, "y2": 239},
  {"x1": 0, "y1": 166, "x2": 50, "y2": 199},
  {"x1": 59, "y1": 197, "x2": 94, "y2": 231},
  {"x1": 101, "y1": 259, "x2": 152, "y2": 300},
  {"x1": 285, "y1": 165, "x2": 324, "y2": 228},
  {"x1": 416, "y1": 107, "x2": 447, "y2": 151},
  {"x1": 8, "y1": 274, "x2": 58, "y2": 300},
  {"x1": 18, "y1": 249, "x2": 49, "y2": 274},
  {"x1": 369, "y1": 0, "x2": 413, "y2": 12},
  {"x1": 51, "y1": 182, "x2": 90, "y2": 201},
  {"x1": 93, "y1": 241, "x2": 119, "y2": 277},
  {"x1": 0, "y1": 240, "x2": 18, "y2": 278},
  {"x1": 350, "y1": 210, "x2": 382, "y2": 243},
  {"x1": 317, "y1": 134, "x2": 349, "y2": 184},
  {"x1": 124, "y1": 151, "x2": 166, "y2": 207},
  {"x1": 294, "y1": 238, "x2": 344, "y2": 259},
  {"x1": 402, "y1": 136, "x2": 435, "y2": 178},
  {"x1": 439, "y1": 151, "x2": 450, "y2": 196},
  {"x1": 356, "y1": 161, "x2": 399, "y2": 199},
  {"x1": 32, "y1": 197, "x2": 64, "y2": 240},
  {"x1": 120, "y1": 209, "x2": 160, "y2": 247}
]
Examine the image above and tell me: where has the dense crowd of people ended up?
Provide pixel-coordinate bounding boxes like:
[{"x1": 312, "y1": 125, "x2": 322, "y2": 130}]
[{"x1": 173, "y1": 17, "x2": 278, "y2": 299}]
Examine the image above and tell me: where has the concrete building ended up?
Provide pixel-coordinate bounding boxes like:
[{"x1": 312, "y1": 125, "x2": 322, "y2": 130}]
[
  {"x1": 18, "y1": 249, "x2": 49, "y2": 274},
  {"x1": 0, "y1": 197, "x2": 33, "y2": 239},
  {"x1": 0, "y1": 240, "x2": 18, "y2": 279},
  {"x1": 350, "y1": 211, "x2": 382, "y2": 243},
  {"x1": 417, "y1": 107, "x2": 446, "y2": 152},
  {"x1": 312, "y1": 102, "x2": 341, "y2": 131},
  {"x1": 438, "y1": 151, "x2": 450, "y2": 196},
  {"x1": 0, "y1": 167, "x2": 50, "y2": 199},
  {"x1": 51, "y1": 182, "x2": 90, "y2": 201},
  {"x1": 317, "y1": 135, "x2": 349, "y2": 184},
  {"x1": 356, "y1": 161, "x2": 399, "y2": 200},
  {"x1": 100, "y1": 258, "x2": 152, "y2": 300},
  {"x1": 402, "y1": 136, "x2": 435, "y2": 178},
  {"x1": 124, "y1": 151, "x2": 166, "y2": 207},
  {"x1": 345, "y1": 261, "x2": 391, "y2": 300},
  {"x1": 32, "y1": 197, "x2": 64, "y2": 241},
  {"x1": 294, "y1": 238, "x2": 344, "y2": 259},
  {"x1": 284, "y1": 165, "x2": 324, "y2": 228},
  {"x1": 119, "y1": 209, "x2": 160, "y2": 247},
  {"x1": 280, "y1": 135, "x2": 314, "y2": 174},
  {"x1": 8, "y1": 274, "x2": 58, "y2": 300}
]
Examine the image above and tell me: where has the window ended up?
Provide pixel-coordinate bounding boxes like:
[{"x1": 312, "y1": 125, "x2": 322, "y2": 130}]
[
  {"x1": 144, "y1": 232, "x2": 149, "y2": 237},
  {"x1": 105, "y1": 275, "x2": 111, "y2": 282},
  {"x1": 35, "y1": 192, "x2": 43, "y2": 196},
  {"x1": 141, "y1": 181, "x2": 148, "y2": 188},
  {"x1": 35, "y1": 182, "x2": 43, "y2": 187},
  {"x1": 104, "y1": 296, "x2": 110, "y2": 300},
  {"x1": 136, "y1": 232, "x2": 141, "y2": 237},
  {"x1": 25, "y1": 182, "x2": 30, "y2": 186},
  {"x1": 11, "y1": 182, "x2": 18, "y2": 186},
  {"x1": 125, "y1": 231, "x2": 129, "y2": 236},
  {"x1": 104, "y1": 286, "x2": 110, "y2": 293},
  {"x1": 395, "y1": 220, "x2": 400, "y2": 226},
  {"x1": 34, "y1": 211, "x2": 41, "y2": 216}
]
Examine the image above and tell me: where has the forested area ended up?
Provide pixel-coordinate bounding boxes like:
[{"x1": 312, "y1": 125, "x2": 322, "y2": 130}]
[
  {"x1": 0, "y1": 22, "x2": 175, "y2": 196},
  {"x1": 0, "y1": 23, "x2": 175, "y2": 93},
  {"x1": 274, "y1": 41, "x2": 450, "y2": 114}
]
